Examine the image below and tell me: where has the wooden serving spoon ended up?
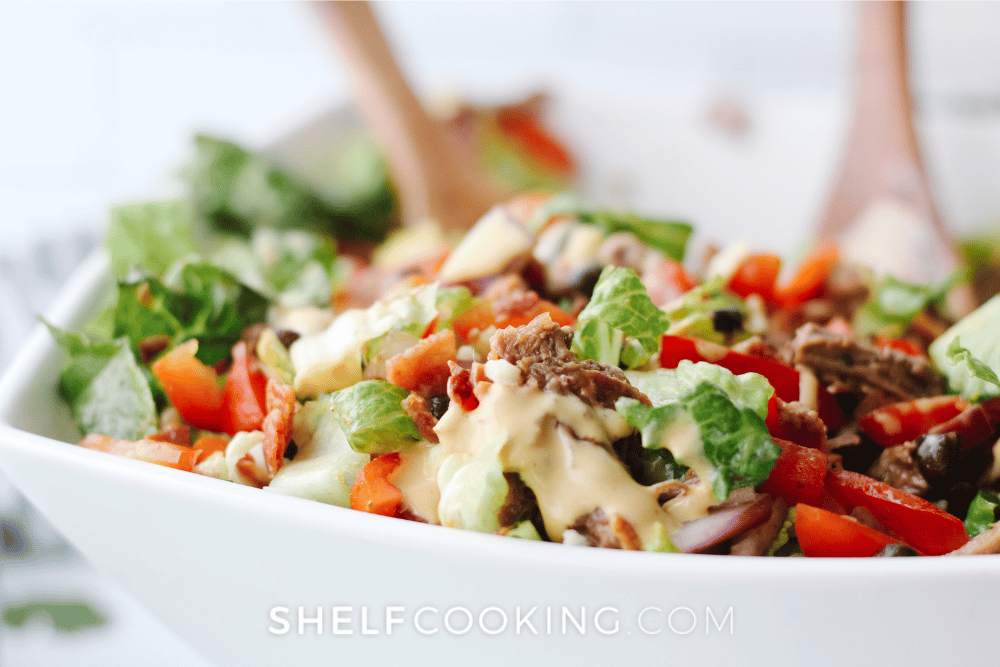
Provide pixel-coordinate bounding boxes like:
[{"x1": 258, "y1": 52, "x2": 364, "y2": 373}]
[
  {"x1": 815, "y1": 1, "x2": 973, "y2": 313},
  {"x1": 312, "y1": 1, "x2": 502, "y2": 232}
]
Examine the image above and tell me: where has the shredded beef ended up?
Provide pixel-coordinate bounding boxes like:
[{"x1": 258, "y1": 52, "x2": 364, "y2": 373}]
[
  {"x1": 402, "y1": 393, "x2": 440, "y2": 444},
  {"x1": 569, "y1": 507, "x2": 641, "y2": 550},
  {"x1": 867, "y1": 442, "x2": 931, "y2": 496},
  {"x1": 791, "y1": 323, "x2": 945, "y2": 403},
  {"x1": 772, "y1": 399, "x2": 827, "y2": 450},
  {"x1": 498, "y1": 473, "x2": 539, "y2": 528},
  {"x1": 730, "y1": 497, "x2": 788, "y2": 557},
  {"x1": 488, "y1": 313, "x2": 650, "y2": 409}
]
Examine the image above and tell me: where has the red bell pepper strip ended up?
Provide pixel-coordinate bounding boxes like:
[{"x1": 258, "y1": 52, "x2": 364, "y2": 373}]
[
  {"x1": 772, "y1": 243, "x2": 839, "y2": 307},
  {"x1": 728, "y1": 253, "x2": 781, "y2": 302},
  {"x1": 928, "y1": 404, "x2": 996, "y2": 452},
  {"x1": 221, "y1": 342, "x2": 269, "y2": 435},
  {"x1": 825, "y1": 468, "x2": 969, "y2": 556},
  {"x1": 659, "y1": 335, "x2": 844, "y2": 431},
  {"x1": 192, "y1": 435, "x2": 230, "y2": 464},
  {"x1": 858, "y1": 396, "x2": 970, "y2": 448},
  {"x1": 80, "y1": 434, "x2": 199, "y2": 472},
  {"x1": 350, "y1": 453, "x2": 404, "y2": 517},
  {"x1": 760, "y1": 439, "x2": 827, "y2": 506},
  {"x1": 795, "y1": 503, "x2": 902, "y2": 557},
  {"x1": 151, "y1": 340, "x2": 226, "y2": 432},
  {"x1": 496, "y1": 108, "x2": 575, "y2": 174}
]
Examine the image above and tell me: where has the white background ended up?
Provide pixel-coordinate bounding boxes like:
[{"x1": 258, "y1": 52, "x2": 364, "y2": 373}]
[{"x1": 0, "y1": 2, "x2": 998, "y2": 665}]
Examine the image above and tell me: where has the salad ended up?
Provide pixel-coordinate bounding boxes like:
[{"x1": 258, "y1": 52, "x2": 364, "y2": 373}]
[{"x1": 47, "y1": 123, "x2": 1000, "y2": 559}]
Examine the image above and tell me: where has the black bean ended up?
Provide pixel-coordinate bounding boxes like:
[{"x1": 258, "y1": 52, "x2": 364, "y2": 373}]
[
  {"x1": 570, "y1": 266, "x2": 605, "y2": 299},
  {"x1": 914, "y1": 432, "x2": 961, "y2": 482},
  {"x1": 711, "y1": 307, "x2": 744, "y2": 335},
  {"x1": 873, "y1": 543, "x2": 920, "y2": 557},
  {"x1": 428, "y1": 394, "x2": 450, "y2": 420}
]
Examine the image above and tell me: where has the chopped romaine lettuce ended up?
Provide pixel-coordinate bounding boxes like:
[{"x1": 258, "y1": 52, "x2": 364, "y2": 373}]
[
  {"x1": 437, "y1": 437, "x2": 508, "y2": 533},
  {"x1": 107, "y1": 201, "x2": 199, "y2": 279},
  {"x1": 766, "y1": 506, "x2": 803, "y2": 557},
  {"x1": 255, "y1": 329, "x2": 295, "y2": 385},
  {"x1": 188, "y1": 134, "x2": 394, "y2": 242},
  {"x1": 571, "y1": 266, "x2": 670, "y2": 369},
  {"x1": 330, "y1": 380, "x2": 421, "y2": 455},
  {"x1": 45, "y1": 322, "x2": 158, "y2": 441},
  {"x1": 434, "y1": 286, "x2": 474, "y2": 332},
  {"x1": 965, "y1": 489, "x2": 1000, "y2": 538},
  {"x1": 113, "y1": 262, "x2": 268, "y2": 366},
  {"x1": 506, "y1": 521, "x2": 541, "y2": 540},
  {"x1": 291, "y1": 283, "x2": 439, "y2": 397},
  {"x1": 266, "y1": 395, "x2": 371, "y2": 506},
  {"x1": 645, "y1": 522, "x2": 680, "y2": 553},
  {"x1": 853, "y1": 274, "x2": 948, "y2": 338},
  {"x1": 533, "y1": 193, "x2": 692, "y2": 261},
  {"x1": 619, "y1": 362, "x2": 778, "y2": 501},
  {"x1": 929, "y1": 294, "x2": 1000, "y2": 401},
  {"x1": 946, "y1": 338, "x2": 1000, "y2": 392},
  {"x1": 662, "y1": 275, "x2": 747, "y2": 345}
]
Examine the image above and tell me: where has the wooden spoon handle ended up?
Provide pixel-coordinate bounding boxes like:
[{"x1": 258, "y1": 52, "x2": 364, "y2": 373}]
[{"x1": 313, "y1": 1, "x2": 498, "y2": 230}]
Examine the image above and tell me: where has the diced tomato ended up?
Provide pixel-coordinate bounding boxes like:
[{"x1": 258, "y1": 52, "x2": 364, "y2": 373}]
[
  {"x1": 659, "y1": 335, "x2": 844, "y2": 430},
  {"x1": 858, "y1": 396, "x2": 970, "y2": 447},
  {"x1": 760, "y1": 439, "x2": 827, "y2": 506},
  {"x1": 452, "y1": 301, "x2": 495, "y2": 340},
  {"x1": 795, "y1": 504, "x2": 901, "y2": 557},
  {"x1": 729, "y1": 253, "x2": 781, "y2": 302},
  {"x1": 928, "y1": 404, "x2": 996, "y2": 452},
  {"x1": 773, "y1": 243, "x2": 839, "y2": 307},
  {"x1": 221, "y1": 342, "x2": 269, "y2": 435},
  {"x1": 151, "y1": 340, "x2": 226, "y2": 432},
  {"x1": 350, "y1": 453, "x2": 404, "y2": 517},
  {"x1": 192, "y1": 435, "x2": 230, "y2": 464},
  {"x1": 663, "y1": 260, "x2": 698, "y2": 294},
  {"x1": 452, "y1": 299, "x2": 574, "y2": 341},
  {"x1": 499, "y1": 300, "x2": 574, "y2": 329},
  {"x1": 496, "y1": 109, "x2": 574, "y2": 174},
  {"x1": 80, "y1": 434, "x2": 199, "y2": 471},
  {"x1": 873, "y1": 336, "x2": 926, "y2": 357},
  {"x1": 825, "y1": 468, "x2": 969, "y2": 556}
]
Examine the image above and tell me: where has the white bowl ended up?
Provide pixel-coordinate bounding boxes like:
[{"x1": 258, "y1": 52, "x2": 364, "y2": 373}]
[{"x1": 2, "y1": 96, "x2": 1000, "y2": 666}]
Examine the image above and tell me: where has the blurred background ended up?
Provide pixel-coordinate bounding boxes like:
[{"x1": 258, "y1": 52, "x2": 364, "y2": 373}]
[{"x1": 0, "y1": 1, "x2": 999, "y2": 664}]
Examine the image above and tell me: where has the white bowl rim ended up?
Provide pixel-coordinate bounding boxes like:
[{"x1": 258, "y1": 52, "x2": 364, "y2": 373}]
[{"x1": 1, "y1": 249, "x2": 998, "y2": 582}]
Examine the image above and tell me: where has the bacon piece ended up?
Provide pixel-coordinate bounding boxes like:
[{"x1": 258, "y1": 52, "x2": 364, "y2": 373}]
[
  {"x1": 447, "y1": 361, "x2": 480, "y2": 411},
  {"x1": 147, "y1": 423, "x2": 192, "y2": 448},
  {"x1": 386, "y1": 329, "x2": 458, "y2": 397},
  {"x1": 401, "y1": 393, "x2": 440, "y2": 443},
  {"x1": 262, "y1": 379, "x2": 297, "y2": 476}
]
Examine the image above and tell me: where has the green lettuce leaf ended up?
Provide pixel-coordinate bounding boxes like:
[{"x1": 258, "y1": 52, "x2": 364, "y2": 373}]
[
  {"x1": 965, "y1": 489, "x2": 1000, "y2": 538},
  {"x1": 434, "y1": 286, "x2": 474, "y2": 332},
  {"x1": 267, "y1": 394, "x2": 371, "y2": 506},
  {"x1": 766, "y1": 506, "x2": 803, "y2": 557},
  {"x1": 946, "y1": 338, "x2": 1000, "y2": 390},
  {"x1": 929, "y1": 294, "x2": 1000, "y2": 401},
  {"x1": 330, "y1": 380, "x2": 421, "y2": 455},
  {"x1": 113, "y1": 262, "x2": 268, "y2": 366},
  {"x1": 662, "y1": 275, "x2": 747, "y2": 345},
  {"x1": 853, "y1": 275, "x2": 948, "y2": 338},
  {"x1": 107, "y1": 201, "x2": 199, "y2": 279},
  {"x1": 45, "y1": 322, "x2": 158, "y2": 441},
  {"x1": 188, "y1": 134, "x2": 394, "y2": 242},
  {"x1": 571, "y1": 266, "x2": 670, "y2": 369},
  {"x1": 437, "y1": 437, "x2": 508, "y2": 533},
  {"x1": 533, "y1": 194, "x2": 692, "y2": 261},
  {"x1": 619, "y1": 362, "x2": 778, "y2": 500}
]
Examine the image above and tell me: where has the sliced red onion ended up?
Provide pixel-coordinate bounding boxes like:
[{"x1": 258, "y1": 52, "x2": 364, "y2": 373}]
[{"x1": 672, "y1": 496, "x2": 773, "y2": 554}]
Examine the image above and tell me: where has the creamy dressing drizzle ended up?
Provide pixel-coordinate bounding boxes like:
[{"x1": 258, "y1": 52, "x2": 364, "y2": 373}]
[{"x1": 427, "y1": 381, "x2": 715, "y2": 547}]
